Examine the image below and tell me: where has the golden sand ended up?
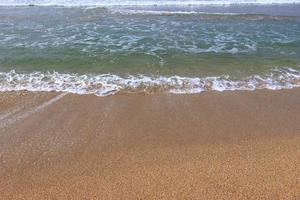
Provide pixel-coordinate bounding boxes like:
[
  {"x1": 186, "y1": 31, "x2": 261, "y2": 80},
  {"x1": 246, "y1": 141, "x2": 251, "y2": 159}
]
[{"x1": 0, "y1": 90, "x2": 299, "y2": 199}]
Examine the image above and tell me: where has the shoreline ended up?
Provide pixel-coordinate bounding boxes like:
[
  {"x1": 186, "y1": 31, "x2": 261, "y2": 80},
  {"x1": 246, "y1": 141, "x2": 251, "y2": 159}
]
[
  {"x1": 1, "y1": 67, "x2": 300, "y2": 96},
  {"x1": 0, "y1": 89, "x2": 300, "y2": 199}
]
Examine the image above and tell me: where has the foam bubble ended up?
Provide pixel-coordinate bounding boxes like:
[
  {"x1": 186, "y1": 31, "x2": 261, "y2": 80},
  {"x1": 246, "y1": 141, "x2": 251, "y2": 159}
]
[{"x1": 0, "y1": 67, "x2": 300, "y2": 96}]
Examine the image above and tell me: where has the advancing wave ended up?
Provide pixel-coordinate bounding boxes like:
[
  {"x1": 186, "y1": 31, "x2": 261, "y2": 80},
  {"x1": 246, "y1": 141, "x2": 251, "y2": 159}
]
[
  {"x1": 1, "y1": 0, "x2": 300, "y2": 6},
  {"x1": 0, "y1": 67, "x2": 300, "y2": 96}
]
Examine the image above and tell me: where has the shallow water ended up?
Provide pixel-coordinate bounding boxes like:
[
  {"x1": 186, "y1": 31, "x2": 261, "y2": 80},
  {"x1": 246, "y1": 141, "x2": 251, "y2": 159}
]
[{"x1": 0, "y1": 4, "x2": 300, "y2": 95}]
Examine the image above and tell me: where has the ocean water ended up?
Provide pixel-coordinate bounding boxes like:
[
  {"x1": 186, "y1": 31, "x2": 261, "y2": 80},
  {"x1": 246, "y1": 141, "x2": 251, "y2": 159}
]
[{"x1": 0, "y1": 1, "x2": 300, "y2": 95}]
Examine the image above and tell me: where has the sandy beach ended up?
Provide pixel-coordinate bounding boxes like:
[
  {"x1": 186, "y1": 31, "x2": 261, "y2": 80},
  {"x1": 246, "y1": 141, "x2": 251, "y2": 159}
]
[{"x1": 0, "y1": 89, "x2": 300, "y2": 199}]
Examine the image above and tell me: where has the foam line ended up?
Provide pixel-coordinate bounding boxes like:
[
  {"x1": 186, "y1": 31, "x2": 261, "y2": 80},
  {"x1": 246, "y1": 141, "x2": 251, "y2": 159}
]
[
  {"x1": 0, "y1": 93, "x2": 67, "y2": 129},
  {"x1": 1, "y1": 68, "x2": 300, "y2": 96},
  {"x1": 0, "y1": 106, "x2": 24, "y2": 121}
]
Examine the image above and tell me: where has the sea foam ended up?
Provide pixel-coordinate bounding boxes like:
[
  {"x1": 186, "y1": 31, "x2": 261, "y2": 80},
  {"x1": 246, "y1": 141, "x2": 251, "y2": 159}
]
[
  {"x1": 1, "y1": 0, "x2": 300, "y2": 6},
  {"x1": 0, "y1": 67, "x2": 300, "y2": 96}
]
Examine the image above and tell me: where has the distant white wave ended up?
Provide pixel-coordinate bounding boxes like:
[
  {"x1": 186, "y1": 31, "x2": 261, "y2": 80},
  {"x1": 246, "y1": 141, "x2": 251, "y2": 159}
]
[
  {"x1": 110, "y1": 9, "x2": 247, "y2": 15},
  {"x1": 0, "y1": 67, "x2": 300, "y2": 96},
  {"x1": 1, "y1": 0, "x2": 300, "y2": 6}
]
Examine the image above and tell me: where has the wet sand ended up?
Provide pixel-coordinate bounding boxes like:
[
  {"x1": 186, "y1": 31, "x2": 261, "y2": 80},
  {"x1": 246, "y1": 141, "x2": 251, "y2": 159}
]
[{"x1": 0, "y1": 89, "x2": 299, "y2": 199}]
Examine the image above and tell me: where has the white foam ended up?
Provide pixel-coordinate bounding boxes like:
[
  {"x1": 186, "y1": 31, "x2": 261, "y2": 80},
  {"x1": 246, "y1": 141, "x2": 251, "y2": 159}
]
[
  {"x1": 0, "y1": 67, "x2": 300, "y2": 96},
  {"x1": 110, "y1": 9, "x2": 255, "y2": 15},
  {"x1": 0, "y1": 0, "x2": 299, "y2": 6}
]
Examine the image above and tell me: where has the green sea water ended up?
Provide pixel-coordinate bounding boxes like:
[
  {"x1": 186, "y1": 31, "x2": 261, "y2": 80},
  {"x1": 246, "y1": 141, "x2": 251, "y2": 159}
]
[{"x1": 0, "y1": 5, "x2": 300, "y2": 95}]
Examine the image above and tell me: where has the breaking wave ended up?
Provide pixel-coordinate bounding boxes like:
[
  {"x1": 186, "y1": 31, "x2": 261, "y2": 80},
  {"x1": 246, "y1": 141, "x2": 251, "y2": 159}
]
[
  {"x1": 1, "y1": 67, "x2": 300, "y2": 96},
  {"x1": 1, "y1": 0, "x2": 300, "y2": 6}
]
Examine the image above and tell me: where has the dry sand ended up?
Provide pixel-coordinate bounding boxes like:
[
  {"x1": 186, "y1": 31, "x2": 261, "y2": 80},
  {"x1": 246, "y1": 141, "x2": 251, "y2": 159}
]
[{"x1": 0, "y1": 89, "x2": 300, "y2": 199}]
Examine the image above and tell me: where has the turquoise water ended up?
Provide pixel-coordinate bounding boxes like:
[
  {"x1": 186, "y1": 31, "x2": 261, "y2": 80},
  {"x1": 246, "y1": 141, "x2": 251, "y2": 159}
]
[{"x1": 0, "y1": 4, "x2": 300, "y2": 95}]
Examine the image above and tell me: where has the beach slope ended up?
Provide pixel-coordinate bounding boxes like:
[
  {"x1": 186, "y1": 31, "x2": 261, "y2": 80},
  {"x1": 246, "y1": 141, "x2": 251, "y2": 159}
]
[{"x1": 0, "y1": 90, "x2": 300, "y2": 199}]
